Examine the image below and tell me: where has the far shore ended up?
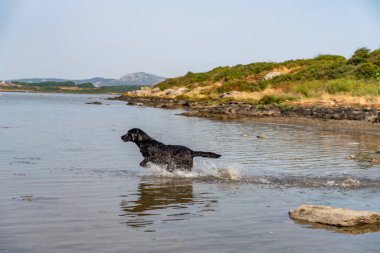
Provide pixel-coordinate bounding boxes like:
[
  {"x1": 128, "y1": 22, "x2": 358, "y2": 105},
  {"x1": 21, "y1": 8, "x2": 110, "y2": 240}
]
[{"x1": 0, "y1": 89, "x2": 121, "y2": 95}]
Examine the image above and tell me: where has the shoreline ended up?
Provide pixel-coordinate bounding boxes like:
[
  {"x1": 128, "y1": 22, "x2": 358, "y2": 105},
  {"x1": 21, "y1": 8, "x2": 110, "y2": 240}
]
[
  {"x1": 114, "y1": 95, "x2": 380, "y2": 134},
  {"x1": 0, "y1": 89, "x2": 120, "y2": 95}
]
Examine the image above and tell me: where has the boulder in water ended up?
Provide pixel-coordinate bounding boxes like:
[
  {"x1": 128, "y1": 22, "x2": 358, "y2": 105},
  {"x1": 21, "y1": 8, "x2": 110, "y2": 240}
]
[{"x1": 289, "y1": 205, "x2": 380, "y2": 227}]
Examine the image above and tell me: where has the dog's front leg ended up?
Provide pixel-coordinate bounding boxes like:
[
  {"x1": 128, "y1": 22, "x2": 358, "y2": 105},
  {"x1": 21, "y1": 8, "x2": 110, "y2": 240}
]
[
  {"x1": 139, "y1": 158, "x2": 149, "y2": 167},
  {"x1": 166, "y1": 164, "x2": 175, "y2": 172}
]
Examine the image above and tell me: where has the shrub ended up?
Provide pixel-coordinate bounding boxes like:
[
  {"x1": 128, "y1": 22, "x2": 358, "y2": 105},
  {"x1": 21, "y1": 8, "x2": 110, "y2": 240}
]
[
  {"x1": 217, "y1": 80, "x2": 257, "y2": 93},
  {"x1": 258, "y1": 95, "x2": 295, "y2": 105},
  {"x1": 353, "y1": 63, "x2": 378, "y2": 79},
  {"x1": 348, "y1": 47, "x2": 370, "y2": 65},
  {"x1": 314, "y1": 54, "x2": 346, "y2": 62},
  {"x1": 291, "y1": 81, "x2": 325, "y2": 97},
  {"x1": 369, "y1": 49, "x2": 380, "y2": 66},
  {"x1": 325, "y1": 79, "x2": 380, "y2": 96}
]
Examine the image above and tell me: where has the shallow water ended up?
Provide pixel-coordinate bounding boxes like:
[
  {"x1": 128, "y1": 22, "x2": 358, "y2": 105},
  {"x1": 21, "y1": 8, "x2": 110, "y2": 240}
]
[{"x1": 1, "y1": 92, "x2": 380, "y2": 253}]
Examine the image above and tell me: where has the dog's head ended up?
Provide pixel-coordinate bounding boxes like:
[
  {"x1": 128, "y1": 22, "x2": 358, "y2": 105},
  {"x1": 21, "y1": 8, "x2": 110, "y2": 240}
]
[{"x1": 121, "y1": 128, "x2": 149, "y2": 143}]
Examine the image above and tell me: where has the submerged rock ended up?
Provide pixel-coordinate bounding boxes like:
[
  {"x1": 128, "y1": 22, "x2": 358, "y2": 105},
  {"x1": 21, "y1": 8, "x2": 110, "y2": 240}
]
[
  {"x1": 21, "y1": 195, "x2": 33, "y2": 201},
  {"x1": 256, "y1": 134, "x2": 267, "y2": 139},
  {"x1": 289, "y1": 205, "x2": 380, "y2": 227},
  {"x1": 86, "y1": 101, "x2": 102, "y2": 105}
]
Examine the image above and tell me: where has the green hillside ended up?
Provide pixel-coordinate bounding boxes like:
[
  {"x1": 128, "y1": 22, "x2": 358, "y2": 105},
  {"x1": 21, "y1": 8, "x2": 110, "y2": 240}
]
[{"x1": 154, "y1": 47, "x2": 380, "y2": 98}]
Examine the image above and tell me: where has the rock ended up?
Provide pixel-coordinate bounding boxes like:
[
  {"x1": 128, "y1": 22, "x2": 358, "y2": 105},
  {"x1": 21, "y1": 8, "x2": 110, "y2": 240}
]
[
  {"x1": 21, "y1": 195, "x2": 33, "y2": 201},
  {"x1": 151, "y1": 87, "x2": 161, "y2": 93},
  {"x1": 289, "y1": 205, "x2": 380, "y2": 227},
  {"x1": 369, "y1": 159, "x2": 380, "y2": 165},
  {"x1": 127, "y1": 101, "x2": 136, "y2": 106},
  {"x1": 262, "y1": 71, "x2": 284, "y2": 80},
  {"x1": 86, "y1": 101, "x2": 102, "y2": 105},
  {"x1": 347, "y1": 154, "x2": 356, "y2": 160},
  {"x1": 164, "y1": 88, "x2": 188, "y2": 96},
  {"x1": 218, "y1": 91, "x2": 241, "y2": 98},
  {"x1": 256, "y1": 134, "x2": 267, "y2": 139}
]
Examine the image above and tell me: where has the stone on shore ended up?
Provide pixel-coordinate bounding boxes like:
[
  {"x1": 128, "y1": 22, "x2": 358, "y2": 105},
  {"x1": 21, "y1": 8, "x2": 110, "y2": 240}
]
[{"x1": 289, "y1": 205, "x2": 380, "y2": 227}]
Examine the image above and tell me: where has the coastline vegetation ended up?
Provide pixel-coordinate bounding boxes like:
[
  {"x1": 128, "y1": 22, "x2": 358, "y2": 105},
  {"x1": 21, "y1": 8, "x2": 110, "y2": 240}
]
[
  {"x1": 1, "y1": 81, "x2": 142, "y2": 94},
  {"x1": 130, "y1": 47, "x2": 380, "y2": 107}
]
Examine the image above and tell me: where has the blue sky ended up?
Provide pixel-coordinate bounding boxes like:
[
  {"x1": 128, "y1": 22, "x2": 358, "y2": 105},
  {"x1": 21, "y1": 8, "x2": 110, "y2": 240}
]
[{"x1": 0, "y1": 0, "x2": 379, "y2": 79}]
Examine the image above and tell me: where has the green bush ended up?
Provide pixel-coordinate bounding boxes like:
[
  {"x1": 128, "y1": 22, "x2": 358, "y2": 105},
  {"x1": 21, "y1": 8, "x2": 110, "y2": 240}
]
[
  {"x1": 325, "y1": 79, "x2": 380, "y2": 96},
  {"x1": 348, "y1": 47, "x2": 370, "y2": 65},
  {"x1": 258, "y1": 95, "x2": 295, "y2": 105},
  {"x1": 217, "y1": 80, "x2": 257, "y2": 93},
  {"x1": 369, "y1": 49, "x2": 380, "y2": 66},
  {"x1": 291, "y1": 81, "x2": 325, "y2": 97},
  {"x1": 353, "y1": 63, "x2": 379, "y2": 79},
  {"x1": 314, "y1": 54, "x2": 346, "y2": 62}
]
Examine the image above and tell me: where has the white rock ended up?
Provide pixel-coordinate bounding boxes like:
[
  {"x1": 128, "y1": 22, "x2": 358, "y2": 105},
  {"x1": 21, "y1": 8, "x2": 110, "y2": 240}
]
[
  {"x1": 289, "y1": 205, "x2": 380, "y2": 227},
  {"x1": 263, "y1": 71, "x2": 284, "y2": 80}
]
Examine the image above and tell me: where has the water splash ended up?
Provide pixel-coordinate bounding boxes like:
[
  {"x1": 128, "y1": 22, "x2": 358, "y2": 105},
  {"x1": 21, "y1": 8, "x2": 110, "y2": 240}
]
[
  {"x1": 140, "y1": 162, "x2": 241, "y2": 181},
  {"x1": 138, "y1": 163, "x2": 380, "y2": 189}
]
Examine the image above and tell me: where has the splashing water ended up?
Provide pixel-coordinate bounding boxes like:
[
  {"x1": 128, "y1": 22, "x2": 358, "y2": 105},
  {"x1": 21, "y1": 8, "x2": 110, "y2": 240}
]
[
  {"x1": 130, "y1": 162, "x2": 380, "y2": 190},
  {"x1": 139, "y1": 162, "x2": 241, "y2": 181}
]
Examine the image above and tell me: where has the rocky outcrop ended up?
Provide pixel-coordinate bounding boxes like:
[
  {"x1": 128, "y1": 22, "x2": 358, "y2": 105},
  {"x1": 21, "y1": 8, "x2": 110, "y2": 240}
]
[
  {"x1": 281, "y1": 106, "x2": 380, "y2": 122},
  {"x1": 113, "y1": 95, "x2": 380, "y2": 123},
  {"x1": 289, "y1": 205, "x2": 380, "y2": 227}
]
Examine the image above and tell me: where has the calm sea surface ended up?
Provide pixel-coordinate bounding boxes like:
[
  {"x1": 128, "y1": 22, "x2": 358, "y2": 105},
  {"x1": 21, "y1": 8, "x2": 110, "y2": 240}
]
[{"x1": 1, "y1": 92, "x2": 380, "y2": 253}]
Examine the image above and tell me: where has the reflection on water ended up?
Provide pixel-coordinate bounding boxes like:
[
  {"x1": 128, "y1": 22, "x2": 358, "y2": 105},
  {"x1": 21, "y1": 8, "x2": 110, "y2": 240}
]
[
  {"x1": 1, "y1": 93, "x2": 380, "y2": 253},
  {"x1": 293, "y1": 220, "x2": 380, "y2": 235},
  {"x1": 120, "y1": 178, "x2": 217, "y2": 229}
]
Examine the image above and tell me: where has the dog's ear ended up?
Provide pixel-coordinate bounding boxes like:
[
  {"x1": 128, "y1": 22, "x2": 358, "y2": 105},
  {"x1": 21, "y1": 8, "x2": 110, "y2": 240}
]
[
  {"x1": 136, "y1": 129, "x2": 144, "y2": 141},
  {"x1": 131, "y1": 132, "x2": 138, "y2": 142}
]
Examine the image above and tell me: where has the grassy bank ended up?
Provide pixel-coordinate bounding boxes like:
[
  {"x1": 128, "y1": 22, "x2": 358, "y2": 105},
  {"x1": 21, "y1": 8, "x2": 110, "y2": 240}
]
[{"x1": 122, "y1": 47, "x2": 380, "y2": 108}]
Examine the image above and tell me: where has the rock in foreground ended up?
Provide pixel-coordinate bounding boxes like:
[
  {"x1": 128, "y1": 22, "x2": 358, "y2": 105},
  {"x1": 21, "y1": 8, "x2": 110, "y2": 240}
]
[{"x1": 289, "y1": 205, "x2": 380, "y2": 227}]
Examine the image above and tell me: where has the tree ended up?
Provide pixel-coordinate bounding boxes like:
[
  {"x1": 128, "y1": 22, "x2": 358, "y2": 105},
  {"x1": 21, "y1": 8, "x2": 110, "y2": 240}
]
[
  {"x1": 369, "y1": 49, "x2": 380, "y2": 66},
  {"x1": 348, "y1": 47, "x2": 370, "y2": 65},
  {"x1": 353, "y1": 63, "x2": 378, "y2": 79}
]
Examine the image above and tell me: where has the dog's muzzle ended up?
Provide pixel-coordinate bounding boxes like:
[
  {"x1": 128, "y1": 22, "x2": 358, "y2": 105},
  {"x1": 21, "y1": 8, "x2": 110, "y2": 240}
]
[{"x1": 121, "y1": 134, "x2": 131, "y2": 142}]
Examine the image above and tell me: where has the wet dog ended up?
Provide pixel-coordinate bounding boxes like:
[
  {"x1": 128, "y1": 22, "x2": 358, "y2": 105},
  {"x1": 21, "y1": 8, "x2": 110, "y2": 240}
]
[{"x1": 121, "y1": 128, "x2": 221, "y2": 171}]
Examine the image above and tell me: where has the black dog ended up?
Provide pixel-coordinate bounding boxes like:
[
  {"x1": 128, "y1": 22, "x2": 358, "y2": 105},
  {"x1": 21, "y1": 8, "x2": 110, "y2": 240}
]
[{"x1": 121, "y1": 128, "x2": 221, "y2": 171}]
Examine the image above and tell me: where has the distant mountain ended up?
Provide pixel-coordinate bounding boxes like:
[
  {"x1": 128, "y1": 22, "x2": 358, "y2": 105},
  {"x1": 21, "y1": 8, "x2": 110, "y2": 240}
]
[
  {"x1": 119, "y1": 72, "x2": 166, "y2": 86},
  {"x1": 10, "y1": 72, "x2": 166, "y2": 87},
  {"x1": 72, "y1": 77, "x2": 128, "y2": 87}
]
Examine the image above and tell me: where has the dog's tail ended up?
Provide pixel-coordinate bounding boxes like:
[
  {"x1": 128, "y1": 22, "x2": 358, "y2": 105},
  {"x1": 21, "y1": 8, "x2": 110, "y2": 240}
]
[{"x1": 192, "y1": 151, "x2": 221, "y2": 158}]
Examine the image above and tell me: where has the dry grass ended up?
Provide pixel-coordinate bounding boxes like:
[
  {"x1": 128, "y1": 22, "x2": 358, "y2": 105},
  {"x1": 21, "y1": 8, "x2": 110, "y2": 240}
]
[{"x1": 124, "y1": 80, "x2": 380, "y2": 108}]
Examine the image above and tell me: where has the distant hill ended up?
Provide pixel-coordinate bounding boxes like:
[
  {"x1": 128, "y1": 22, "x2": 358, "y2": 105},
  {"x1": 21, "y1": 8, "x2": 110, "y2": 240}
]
[
  {"x1": 10, "y1": 72, "x2": 166, "y2": 87},
  {"x1": 119, "y1": 72, "x2": 166, "y2": 86},
  {"x1": 72, "y1": 77, "x2": 128, "y2": 87}
]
